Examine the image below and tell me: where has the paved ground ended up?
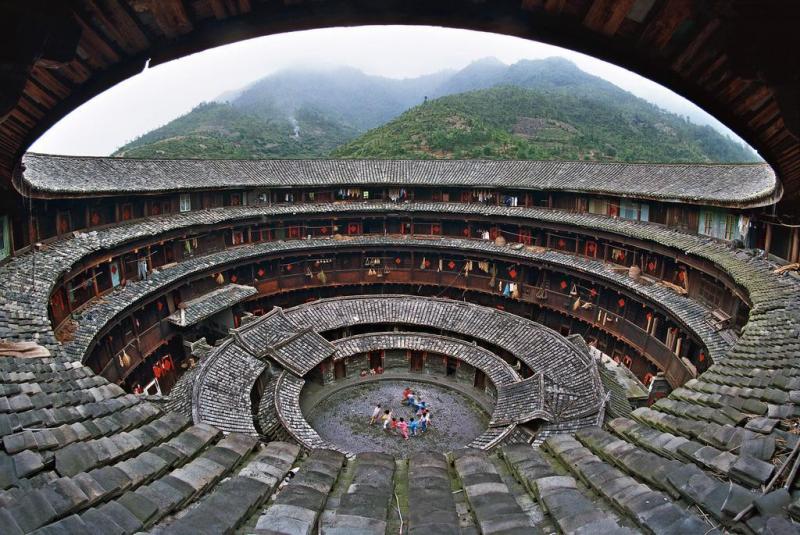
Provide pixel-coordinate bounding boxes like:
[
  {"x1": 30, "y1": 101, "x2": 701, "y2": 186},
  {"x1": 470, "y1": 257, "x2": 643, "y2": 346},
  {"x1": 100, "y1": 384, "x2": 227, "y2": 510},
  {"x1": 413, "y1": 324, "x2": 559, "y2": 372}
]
[{"x1": 305, "y1": 379, "x2": 489, "y2": 457}]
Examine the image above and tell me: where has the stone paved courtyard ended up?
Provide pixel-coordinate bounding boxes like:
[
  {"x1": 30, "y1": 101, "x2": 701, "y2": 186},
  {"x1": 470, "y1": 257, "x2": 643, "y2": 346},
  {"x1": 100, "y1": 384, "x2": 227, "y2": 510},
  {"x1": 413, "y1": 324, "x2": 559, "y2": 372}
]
[{"x1": 305, "y1": 379, "x2": 489, "y2": 457}]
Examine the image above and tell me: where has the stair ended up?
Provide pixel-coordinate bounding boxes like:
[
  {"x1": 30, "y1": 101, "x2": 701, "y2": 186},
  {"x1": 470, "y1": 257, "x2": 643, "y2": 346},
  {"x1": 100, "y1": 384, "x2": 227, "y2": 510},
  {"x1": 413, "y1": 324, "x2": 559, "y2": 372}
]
[
  {"x1": 451, "y1": 448, "x2": 536, "y2": 534},
  {"x1": 544, "y1": 434, "x2": 718, "y2": 534},
  {"x1": 253, "y1": 448, "x2": 345, "y2": 535},
  {"x1": 319, "y1": 452, "x2": 395, "y2": 535}
]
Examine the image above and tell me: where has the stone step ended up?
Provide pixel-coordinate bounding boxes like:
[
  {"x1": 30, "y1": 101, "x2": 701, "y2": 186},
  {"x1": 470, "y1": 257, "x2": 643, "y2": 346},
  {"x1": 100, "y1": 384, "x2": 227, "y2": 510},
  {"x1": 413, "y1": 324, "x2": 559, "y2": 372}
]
[
  {"x1": 253, "y1": 447, "x2": 345, "y2": 535},
  {"x1": 536, "y1": 474, "x2": 639, "y2": 535},
  {"x1": 451, "y1": 448, "x2": 536, "y2": 534},
  {"x1": 319, "y1": 451, "x2": 395, "y2": 535},
  {"x1": 501, "y1": 442, "x2": 634, "y2": 534},
  {"x1": 606, "y1": 417, "x2": 775, "y2": 489},
  {"x1": 543, "y1": 434, "x2": 718, "y2": 534},
  {"x1": 148, "y1": 438, "x2": 296, "y2": 535},
  {"x1": 52, "y1": 410, "x2": 187, "y2": 478},
  {"x1": 576, "y1": 426, "x2": 766, "y2": 530},
  {"x1": 0, "y1": 413, "x2": 192, "y2": 532},
  {"x1": 407, "y1": 452, "x2": 460, "y2": 535}
]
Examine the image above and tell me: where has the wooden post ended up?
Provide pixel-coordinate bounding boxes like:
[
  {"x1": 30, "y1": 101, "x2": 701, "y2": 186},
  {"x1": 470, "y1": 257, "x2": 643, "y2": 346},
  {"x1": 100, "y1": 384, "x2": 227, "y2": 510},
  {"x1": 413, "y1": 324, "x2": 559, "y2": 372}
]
[
  {"x1": 764, "y1": 223, "x2": 773, "y2": 255},
  {"x1": 791, "y1": 227, "x2": 800, "y2": 263}
]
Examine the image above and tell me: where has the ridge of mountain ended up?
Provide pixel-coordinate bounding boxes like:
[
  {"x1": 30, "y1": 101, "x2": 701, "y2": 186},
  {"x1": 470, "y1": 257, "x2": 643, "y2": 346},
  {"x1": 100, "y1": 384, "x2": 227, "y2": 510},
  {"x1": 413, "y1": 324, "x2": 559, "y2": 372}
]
[{"x1": 113, "y1": 57, "x2": 758, "y2": 163}]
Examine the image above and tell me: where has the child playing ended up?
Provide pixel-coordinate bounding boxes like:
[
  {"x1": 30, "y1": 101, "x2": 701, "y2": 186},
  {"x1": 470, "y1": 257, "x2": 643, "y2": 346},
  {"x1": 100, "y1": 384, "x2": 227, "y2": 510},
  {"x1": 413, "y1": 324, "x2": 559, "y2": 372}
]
[
  {"x1": 405, "y1": 391, "x2": 416, "y2": 407},
  {"x1": 370, "y1": 403, "x2": 382, "y2": 425},
  {"x1": 419, "y1": 410, "x2": 428, "y2": 433},
  {"x1": 401, "y1": 387, "x2": 412, "y2": 403},
  {"x1": 391, "y1": 417, "x2": 398, "y2": 432},
  {"x1": 409, "y1": 417, "x2": 419, "y2": 436},
  {"x1": 423, "y1": 410, "x2": 432, "y2": 430},
  {"x1": 397, "y1": 418, "x2": 409, "y2": 440},
  {"x1": 381, "y1": 409, "x2": 392, "y2": 431}
]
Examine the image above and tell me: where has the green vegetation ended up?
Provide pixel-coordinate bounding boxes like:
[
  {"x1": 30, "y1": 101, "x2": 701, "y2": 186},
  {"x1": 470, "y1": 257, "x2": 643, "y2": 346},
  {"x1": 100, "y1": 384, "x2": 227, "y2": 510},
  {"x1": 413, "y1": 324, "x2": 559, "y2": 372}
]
[
  {"x1": 114, "y1": 102, "x2": 359, "y2": 159},
  {"x1": 333, "y1": 86, "x2": 759, "y2": 162},
  {"x1": 114, "y1": 58, "x2": 759, "y2": 163}
]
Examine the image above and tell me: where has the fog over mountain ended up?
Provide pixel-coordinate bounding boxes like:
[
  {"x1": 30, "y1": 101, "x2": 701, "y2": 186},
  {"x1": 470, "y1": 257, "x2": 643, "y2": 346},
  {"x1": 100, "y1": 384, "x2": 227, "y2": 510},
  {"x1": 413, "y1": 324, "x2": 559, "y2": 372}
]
[{"x1": 114, "y1": 57, "x2": 759, "y2": 163}]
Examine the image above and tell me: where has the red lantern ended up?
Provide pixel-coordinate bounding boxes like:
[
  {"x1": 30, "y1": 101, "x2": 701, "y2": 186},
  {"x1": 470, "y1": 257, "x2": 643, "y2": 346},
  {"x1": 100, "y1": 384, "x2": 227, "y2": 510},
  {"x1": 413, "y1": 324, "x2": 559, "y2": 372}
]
[
  {"x1": 643, "y1": 373, "x2": 654, "y2": 386},
  {"x1": 557, "y1": 239, "x2": 566, "y2": 249},
  {"x1": 589, "y1": 288, "x2": 597, "y2": 298},
  {"x1": 110, "y1": 264, "x2": 117, "y2": 275},
  {"x1": 462, "y1": 228, "x2": 470, "y2": 236},
  {"x1": 257, "y1": 268, "x2": 266, "y2": 277},
  {"x1": 348, "y1": 224, "x2": 358, "y2": 234},
  {"x1": 448, "y1": 261, "x2": 456, "y2": 270},
  {"x1": 587, "y1": 242, "x2": 596, "y2": 254},
  {"x1": 432, "y1": 225, "x2": 440, "y2": 234},
  {"x1": 618, "y1": 298, "x2": 626, "y2": 308},
  {"x1": 286, "y1": 263, "x2": 293, "y2": 271},
  {"x1": 508, "y1": 268, "x2": 517, "y2": 279},
  {"x1": 156, "y1": 301, "x2": 164, "y2": 312},
  {"x1": 423, "y1": 260, "x2": 431, "y2": 269},
  {"x1": 320, "y1": 226, "x2": 328, "y2": 234},
  {"x1": 90, "y1": 212, "x2": 101, "y2": 226},
  {"x1": 698, "y1": 352, "x2": 705, "y2": 363},
  {"x1": 646, "y1": 312, "x2": 653, "y2": 321},
  {"x1": 560, "y1": 280, "x2": 568, "y2": 290},
  {"x1": 647, "y1": 261, "x2": 656, "y2": 272},
  {"x1": 230, "y1": 275, "x2": 238, "y2": 283},
  {"x1": 395, "y1": 258, "x2": 402, "y2": 265}
]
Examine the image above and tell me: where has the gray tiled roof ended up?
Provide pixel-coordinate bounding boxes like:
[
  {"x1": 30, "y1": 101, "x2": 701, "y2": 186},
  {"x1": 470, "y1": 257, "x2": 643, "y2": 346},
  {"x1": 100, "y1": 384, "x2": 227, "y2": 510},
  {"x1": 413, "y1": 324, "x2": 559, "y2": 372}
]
[
  {"x1": 166, "y1": 284, "x2": 256, "y2": 327},
  {"x1": 20, "y1": 153, "x2": 779, "y2": 207},
  {"x1": 284, "y1": 295, "x2": 606, "y2": 423},
  {"x1": 234, "y1": 308, "x2": 336, "y2": 377},
  {"x1": 2, "y1": 198, "x2": 800, "y2": 529}
]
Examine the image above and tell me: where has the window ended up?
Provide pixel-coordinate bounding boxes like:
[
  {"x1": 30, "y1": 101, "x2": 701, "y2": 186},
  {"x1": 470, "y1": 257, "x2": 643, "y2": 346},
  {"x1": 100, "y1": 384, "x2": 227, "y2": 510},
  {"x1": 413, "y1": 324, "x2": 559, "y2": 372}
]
[
  {"x1": 724, "y1": 214, "x2": 737, "y2": 241},
  {"x1": 588, "y1": 198, "x2": 607, "y2": 215},
  {"x1": 620, "y1": 200, "x2": 638, "y2": 220},
  {"x1": 699, "y1": 278, "x2": 724, "y2": 308},
  {"x1": 179, "y1": 194, "x2": 191, "y2": 212},
  {"x1": 699, "y1": 210, "x2": 739, "y2": 241}
]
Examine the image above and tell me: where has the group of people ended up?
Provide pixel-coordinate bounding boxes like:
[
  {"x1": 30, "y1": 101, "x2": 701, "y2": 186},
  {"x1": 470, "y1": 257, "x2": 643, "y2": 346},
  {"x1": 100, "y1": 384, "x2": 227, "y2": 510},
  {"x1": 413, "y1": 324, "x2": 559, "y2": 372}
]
[{"x1": 369, "y1": 386, "x2": 432, "y2": 440}]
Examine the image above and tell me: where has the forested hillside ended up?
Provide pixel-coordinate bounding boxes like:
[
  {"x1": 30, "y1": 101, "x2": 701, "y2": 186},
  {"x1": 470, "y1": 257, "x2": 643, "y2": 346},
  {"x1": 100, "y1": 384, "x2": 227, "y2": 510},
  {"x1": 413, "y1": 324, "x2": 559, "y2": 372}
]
[
  {"x1": 333, "y1": 85, "x2": 756, "y2": 162},
  {"x1": 114, "y1": 58, "x2": 758, "y2": 163}
]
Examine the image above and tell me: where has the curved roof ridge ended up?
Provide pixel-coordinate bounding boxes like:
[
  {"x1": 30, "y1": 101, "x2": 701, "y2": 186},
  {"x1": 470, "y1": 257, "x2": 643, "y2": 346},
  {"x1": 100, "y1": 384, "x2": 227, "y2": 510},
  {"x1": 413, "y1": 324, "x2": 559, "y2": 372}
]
[{"x1": 18, "y1": 152, "x2": 779, "y2": 209}]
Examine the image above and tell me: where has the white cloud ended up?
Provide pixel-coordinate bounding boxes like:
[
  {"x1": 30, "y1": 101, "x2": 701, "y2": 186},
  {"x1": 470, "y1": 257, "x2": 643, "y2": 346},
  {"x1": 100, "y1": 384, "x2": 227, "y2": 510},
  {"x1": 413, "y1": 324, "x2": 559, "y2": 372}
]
[{"x1": 30, "y1": 25, "x2": 754, "y2": 156}]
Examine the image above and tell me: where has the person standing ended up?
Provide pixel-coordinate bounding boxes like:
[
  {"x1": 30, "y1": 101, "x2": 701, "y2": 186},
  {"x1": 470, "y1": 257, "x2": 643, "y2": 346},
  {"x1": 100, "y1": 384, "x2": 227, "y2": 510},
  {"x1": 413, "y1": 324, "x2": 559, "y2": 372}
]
[
  {"x1": 409, "y1": 417, "x2": 419, "y2": 437},
  {"x1": 370, "y1": 403, "x2": 382, "y2": 425},
  {"x1": 381, "y1": 409, "x2": 392, "y2": 431},
  {"x1": 398, "y1": 418, "x2": 409, "y2": 440}
]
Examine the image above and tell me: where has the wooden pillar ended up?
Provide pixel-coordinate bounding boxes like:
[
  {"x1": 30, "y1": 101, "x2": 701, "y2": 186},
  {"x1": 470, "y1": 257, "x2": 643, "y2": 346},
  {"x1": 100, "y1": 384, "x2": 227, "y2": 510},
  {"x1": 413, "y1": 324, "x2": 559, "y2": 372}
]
[
  {"x1": 791, "y1": 227, "x2": 800, "y2": 263},
  {"x1": 764, "y1": 223, "x2": 773, "y2": 255}
]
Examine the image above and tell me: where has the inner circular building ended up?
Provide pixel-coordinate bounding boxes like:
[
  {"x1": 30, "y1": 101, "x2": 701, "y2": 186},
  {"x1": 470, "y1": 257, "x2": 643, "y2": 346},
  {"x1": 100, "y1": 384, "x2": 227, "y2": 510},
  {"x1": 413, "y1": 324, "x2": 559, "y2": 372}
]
[{"x1": 3, "y1": 6, "x2": 800, "y2": 534}]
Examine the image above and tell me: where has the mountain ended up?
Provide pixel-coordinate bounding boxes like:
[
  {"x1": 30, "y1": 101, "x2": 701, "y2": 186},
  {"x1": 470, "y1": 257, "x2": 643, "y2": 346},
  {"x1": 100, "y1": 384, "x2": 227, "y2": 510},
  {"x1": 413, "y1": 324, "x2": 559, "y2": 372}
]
[
  {"x1": 115, "y1": 67, "x2": 448, "y2": 159},
  {"x1": 114, "y1": 58, "x2": 759, "y2": 163},
  {"x1": 332, "y1": 85, "x2": 759, "y2": 162}
]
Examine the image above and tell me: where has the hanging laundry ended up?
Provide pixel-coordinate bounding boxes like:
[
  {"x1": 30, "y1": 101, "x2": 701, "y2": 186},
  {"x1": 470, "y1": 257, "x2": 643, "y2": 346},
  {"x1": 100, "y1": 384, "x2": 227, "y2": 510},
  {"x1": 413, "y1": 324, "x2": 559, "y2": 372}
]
[{"x1": 503, "y1": 282, "x2": 512, "y2": 298}]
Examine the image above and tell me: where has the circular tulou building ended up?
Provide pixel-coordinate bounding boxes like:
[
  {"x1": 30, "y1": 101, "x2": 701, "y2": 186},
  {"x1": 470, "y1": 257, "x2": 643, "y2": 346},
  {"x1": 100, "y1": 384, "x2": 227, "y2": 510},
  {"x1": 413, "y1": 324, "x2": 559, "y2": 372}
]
[{"x1": 2, "y1": 3, "x2": 800, "y2": 535}]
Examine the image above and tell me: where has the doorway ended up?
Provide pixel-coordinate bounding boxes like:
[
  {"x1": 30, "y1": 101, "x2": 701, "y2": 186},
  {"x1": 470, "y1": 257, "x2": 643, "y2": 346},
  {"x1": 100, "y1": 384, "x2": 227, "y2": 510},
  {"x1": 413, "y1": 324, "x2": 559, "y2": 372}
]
[
  {"x1": 334, "y1": 360, "x2": 346, "y2": 380},
  {"x1": 410, "y1": 351, "x2": 424, "y2": 372}
]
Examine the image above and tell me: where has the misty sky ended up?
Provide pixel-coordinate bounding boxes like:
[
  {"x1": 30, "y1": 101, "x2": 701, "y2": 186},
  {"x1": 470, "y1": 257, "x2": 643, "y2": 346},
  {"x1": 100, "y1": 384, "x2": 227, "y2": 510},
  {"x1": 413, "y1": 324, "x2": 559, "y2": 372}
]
[{"x1": 31, "y1": 25, "x2": 754, "y2": 156}]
